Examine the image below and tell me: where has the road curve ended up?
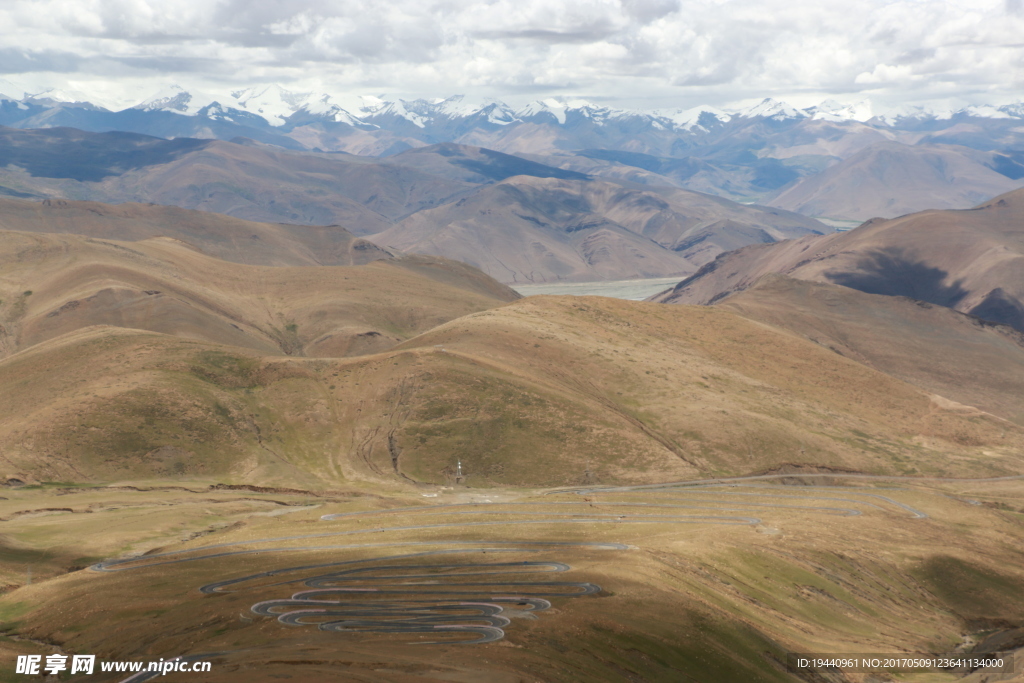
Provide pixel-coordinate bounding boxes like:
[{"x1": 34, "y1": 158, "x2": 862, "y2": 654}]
[
  {"x1": 96, "y1": 478, "x2": 952, "y2": 676},
  {"x1": 562, "y1": 479, "x2": 932, "y2": 518},
  {"x1": 557, "y1": 472, "x2": 1024, "y2": 494},
  {"x1": 320, "y1": 500, "x2": 862, "y2": 520},
  {"x1": 246, "y1": 556, "x2": 599, "y2": 644}
]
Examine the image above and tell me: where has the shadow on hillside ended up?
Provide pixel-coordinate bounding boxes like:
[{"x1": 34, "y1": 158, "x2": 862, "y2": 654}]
[
  {"x1": 970, "y1": 288, "x2": 1024, "y2": 332},
  {"x1": 826, "y1": 247, "x2": 969, "y2": 308},
  {"x1": 0, "y1": 128, "x2": 209, "y2": 182}
]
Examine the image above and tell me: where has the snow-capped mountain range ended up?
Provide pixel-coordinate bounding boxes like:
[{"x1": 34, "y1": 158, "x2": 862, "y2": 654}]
[
  {"x1": 4, "y1": 80, "x2": 1024, "y2": 237},
  {"x1": 4, "y1": 81, "x2": 1024, "y2": 160},
  {"x1": 127, "y1": 86, "x2": 1024, "y2": 130},
  {"x1": 6, "y1": 83, "x2": 1024, "y2": 132}
]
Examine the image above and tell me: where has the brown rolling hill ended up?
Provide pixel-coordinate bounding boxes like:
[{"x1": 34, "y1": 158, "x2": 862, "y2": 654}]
[
  {"x1": 521, "y1": 149, "x2": 805, "y2": 204},
  {"x1": 0, "y1": 196, "x2": 395, "y2": 266},
  {"x1": 767, "y1": 141, "x2": 1024, "y2": 220},
  {"x1": 0, "y1": 128, "x2": 475, "y2": 235},
  {"x1": 2, "y1": 292, "x2": 1021, "y2": 486},
  {"x1": 1, "y1": 127, "x2": 837, "y2": 283},
  {"x1": 654, "y1": 188, "x2": 1024, "y2": 331},
  {"x1": 718, "y1": 275, "x2": 1024, "y2": 424},
  {"x1": 97, "y1": 140, "x2": 474, "y2": 231},
  {"x1": 0, "y1": 230, "x2": 518, "y2": 359},
  {"x1": 381, "y1": 295, "x2": 1024, "y2": 485},
  {"x1": 373, "y1": 175, "x2": 828, "y2": 283},
  {"x1": 515, "y1": 150, "x2": 686, "y2": 189},
  {"x1": 384, "y1": 142, "x2": 590, "y2": 184},
  {"x1": 2, "y1": 275, "x2": 1024, "y2": 683},
  {"x1": 285, "y1": 122, "x2": 427, "y2": 157},
  {"x1": 758, "y1": 118, "x2": 897, "y2": 161}
]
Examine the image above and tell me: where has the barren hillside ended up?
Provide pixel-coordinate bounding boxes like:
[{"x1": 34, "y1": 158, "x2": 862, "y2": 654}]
[
  {"x1": 0, "y1": 196, "x2": 395, "y2": 266},
  {"x1": 0, "y1": 230, "x2": 518, "y2": 359},
  {"x1": 655, "y1": 187, "x2": 1024, "y2": 332},
  {"x1": 375, "y1": 175, "x2": 826, "y2": 283},
  {"x1": 767, "y1": 141, "x2": 1023, "y2": 219}
]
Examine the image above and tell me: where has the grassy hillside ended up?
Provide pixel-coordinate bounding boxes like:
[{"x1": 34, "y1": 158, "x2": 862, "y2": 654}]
[
  {"x1": 0, "y1": 196, "x2": 396, "y2": 267},
  {"x1": 0, "y1": 230, "x2": 518, "y2": 359},
  {"x1": 0, "y1": 474, "x2": 1022, "y2": 682},
  {"x1": 656, "y1": 187, "x2": 1024, "y2": 332},
  {"x1": 374, "y1": 174, "x2": 826, "y2": 284},
  {"x1": 3, "y1": 295, "x2": 1021, "y2": 488},
  {"x1": 386, "y1": 296, "x2": 1024, "y2": 486},
  {"x1": 0, "y1": 228, "x2": 1022, "y2": 682},
  {"x1": 720, "y1": 275, "x2": 1024, "y2": 424}
]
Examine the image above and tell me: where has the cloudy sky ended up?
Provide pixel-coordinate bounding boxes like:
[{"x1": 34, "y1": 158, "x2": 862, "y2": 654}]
[{"x1": 0, "y1": 0, "x2": 1022, "y2": 110}]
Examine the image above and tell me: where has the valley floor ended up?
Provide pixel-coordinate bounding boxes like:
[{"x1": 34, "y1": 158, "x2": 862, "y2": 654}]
[
  {"x1": 511, "y1": 277, "x2": 684, "y2": 301},
  {"x1": 1, "y1": 474, "x2": 1022, "y2": 682}
]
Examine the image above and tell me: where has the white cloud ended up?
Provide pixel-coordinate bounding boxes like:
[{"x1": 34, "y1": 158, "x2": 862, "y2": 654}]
[
  {"x1": 855, "y1": 63, "x2": 917, "y2": 85},
  {"x1": 1, "y1": 0, "x2": 1022, "y2": 109}
]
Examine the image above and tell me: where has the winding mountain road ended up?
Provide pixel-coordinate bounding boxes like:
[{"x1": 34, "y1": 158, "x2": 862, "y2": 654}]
[{"x1": 95, "y1": 475, "x2": 951, "y2": 683}]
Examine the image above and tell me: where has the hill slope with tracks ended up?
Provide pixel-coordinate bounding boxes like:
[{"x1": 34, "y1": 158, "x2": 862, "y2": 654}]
[{"x1": 3, "y1": 294, "x2": 1021, "y2": 487}]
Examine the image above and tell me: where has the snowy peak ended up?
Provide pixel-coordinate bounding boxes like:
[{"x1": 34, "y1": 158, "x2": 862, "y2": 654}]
[
  {"x1": 230, "y1": 84, "x2": 313, "y2": 126},
  {"x1": 291, "y1": 93, "x2": 367, "y2": 126},
  {"x1": 863, "y1": 101, "x2": 1023, "y2": 125},
  {"x1": 274, "y1": 92, "x2": 388, "y2": 129},
  {"x1": 453, "y1": 98, "x2": 518, "y2": 126},
  {"x1": 24, "y1": 87, "x2": 107, "y2": 110},
  {"x1": 517, "y1": 99, "x2": 569, "y2": 124},
  {"x1": 998, "y1": 102, "x2": 1024, "y2": 118},
  {"x1": 870, "y1": 103, "x2": 964, "y2": 125},
  {"x1": 475, "y1": 101, "x2": 518, "y2": 125},
  {"x1": 728, "y1": 98, "x2": 1024, "y2": 125},
  {"x1": 306, "y1": 94, "x2": 388, "y2": 119},
  {"x1": 424, "y1": 94, "x2": 482, "y2": 118},
  {"x1": 516, "y1": 98, "x2": 640, "y2": 126},
  {"x1": 963, "y1": 104, "x2": 1013, "y2": 119},
  {"x1": 370, "y1": 96, "x2": 518, "y2": 128},
  {"x1": 135, "y1": 85, "x2": 220, "y2": 115},
  {"x1": 567, "y1": 101, "x2": 626, "y2": 124},
  {"x1": 652, "y1": 105, "x2": 732, "y2": 130},
  {"x1": 132, "y1": 84, "x2": 379, "y2": 128},
  {"x1": 369, "y1": 99, "x2": 430, "y2": 128},
  {"x1": 0, "y1": 79, "x2": 25, "y2": 102},
  {"x1": 738, "y1": 98, "x2": 807, "y2": 120},
  {"x1": 232, "y1": 84, "x2": 309, "y2": 109},
  {"x1": 804, "y1": 99, "x2": 874, "y2": 122},
  {"x1": 393, "y1": 96, "x2": 467, "y2": 123},
  {"x1": 137, "y1": 84, "x2": 319, "y2": 125}
]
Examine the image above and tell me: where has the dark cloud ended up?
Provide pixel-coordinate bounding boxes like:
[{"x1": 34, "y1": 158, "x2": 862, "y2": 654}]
[
  {"x1": 895, "y1": 48, "x2": 936, "y2": 65},
  {"x1": 111, "y1": 54, "x2": 225, "y2": 73},
  {"x1": 622, "y1": 0, "x2": 679, "y2": 22},
  {"x1": 0, "y1": 49, "x2": 82, "y2": 74}
]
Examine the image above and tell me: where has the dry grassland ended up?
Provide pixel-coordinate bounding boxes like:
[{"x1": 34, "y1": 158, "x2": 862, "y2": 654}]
[
  {"x1": 1, "y1": 228, "x2": 1022, "y2": 681},
  {"x1": 0, "y1": 477, "x2": 1021, "y2": 682}
]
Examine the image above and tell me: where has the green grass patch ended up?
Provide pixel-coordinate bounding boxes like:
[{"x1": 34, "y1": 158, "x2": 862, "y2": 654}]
[
  {"x1": 397, "y1": 369, "x2": 647, "y2": 486},
  {"x1": 190, "y1": 350, "x2": 261, "y2": 389},
  {"x1": 914, "y1": 555, "x2": 1024, "y2": 621},
  {"x1": 570, "y1": 609, "x2": 794, "y2": 682},
  {"x1": 0, "y1": 600, "x2": 32, "y2": 627}
]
